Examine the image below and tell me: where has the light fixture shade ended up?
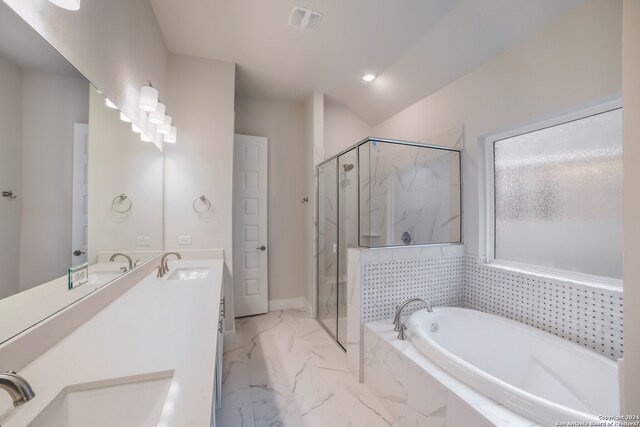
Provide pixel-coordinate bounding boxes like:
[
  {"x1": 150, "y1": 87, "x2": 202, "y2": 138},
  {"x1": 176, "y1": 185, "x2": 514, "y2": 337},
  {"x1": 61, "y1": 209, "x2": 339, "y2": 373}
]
[
  {"x1": 105, "y1": 98, "x2": 118, "y2": 109},
  {"x1": 140, "y1": 133, "x2": 153, "y2": 142},
  {"x1": 131, "y1": 123, "x2": 142, "y2": 134},
  {"x1": 149, "y1": 102, "x2": 166, "y2": 124},
  {"x1": 119, "y1": 112, "x2": 132, "y2": 123},
  {"x1": 48, "y1": 0, "x2": 81, "y2": 10},
  {"x1": 157, "y1": 115, "x2": 172, "y2": 134},
  {"x1": 139, "y1": 86, "x2": 158, "y2": 112},
  {"x1": 164, "y1": 126, "x2": 177, "y2": 144}
]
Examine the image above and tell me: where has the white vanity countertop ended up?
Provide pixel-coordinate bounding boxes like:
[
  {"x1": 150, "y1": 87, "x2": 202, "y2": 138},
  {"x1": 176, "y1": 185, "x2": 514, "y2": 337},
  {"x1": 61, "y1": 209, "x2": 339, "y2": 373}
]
[{"x1": 0, "y1": 259, "x2": 224, "y2": 427}]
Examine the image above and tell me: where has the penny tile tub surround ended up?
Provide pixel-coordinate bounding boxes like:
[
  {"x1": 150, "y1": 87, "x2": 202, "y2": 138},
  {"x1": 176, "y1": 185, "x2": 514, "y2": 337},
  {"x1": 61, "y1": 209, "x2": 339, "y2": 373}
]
[{"x1": 348, "y1": 246, "x2": 623, "y2": 366}]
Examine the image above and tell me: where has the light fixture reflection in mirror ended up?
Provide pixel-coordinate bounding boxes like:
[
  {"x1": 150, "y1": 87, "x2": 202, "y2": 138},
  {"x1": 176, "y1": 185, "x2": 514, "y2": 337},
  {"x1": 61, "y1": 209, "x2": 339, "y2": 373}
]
[
  {"x1": 164, "y1": 126, "x2": 177, "y2": 144},
  {"x1": 105, "y1": 98, "x2": 117, "y2": 109},
  {"x1": 119, "y1": 112, "x2": 131, "y2": 123},
  {"x1": 140, "y1": 84, "x2": 159, "y2": 112},
  {"x1": 149, "y1": 102, "x2": 166, "y2": 124},
  {"x1": 157, "y1": 116, "x2": 172, "y2": 135},
  {"x1": 48, "y1": 0, "x2": 81, "y2": 11}
]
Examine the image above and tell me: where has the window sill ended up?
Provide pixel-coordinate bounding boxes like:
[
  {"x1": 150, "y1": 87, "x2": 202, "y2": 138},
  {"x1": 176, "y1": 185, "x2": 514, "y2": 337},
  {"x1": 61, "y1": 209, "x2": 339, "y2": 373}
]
[{"x1": 479, "y1": 259, "x2": 623, "y2": 292}]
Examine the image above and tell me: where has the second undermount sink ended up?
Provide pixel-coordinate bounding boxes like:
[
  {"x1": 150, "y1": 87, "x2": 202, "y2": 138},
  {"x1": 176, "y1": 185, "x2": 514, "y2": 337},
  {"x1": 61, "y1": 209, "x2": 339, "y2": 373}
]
[
  {"x1": 27, "y1": 372, "x2": 175, "y2": 427},
  {"x1": 168, "y1": 267, "x2": 210, "y2": 281}
]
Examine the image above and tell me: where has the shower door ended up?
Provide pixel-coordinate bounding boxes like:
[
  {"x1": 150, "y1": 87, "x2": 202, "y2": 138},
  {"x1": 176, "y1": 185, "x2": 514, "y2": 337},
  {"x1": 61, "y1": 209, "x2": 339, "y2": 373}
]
[
  {"x1": 317, "y1": 159, "x2": 338, "y2": 338},
  {"x1": 337, "y1": 149, "x2": 357, "y2": 348}
]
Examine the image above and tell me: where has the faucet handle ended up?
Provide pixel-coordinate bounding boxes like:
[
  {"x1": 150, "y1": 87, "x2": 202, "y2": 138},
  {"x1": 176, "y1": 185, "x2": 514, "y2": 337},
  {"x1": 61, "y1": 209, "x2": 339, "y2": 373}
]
[
  {"x1": 6, "y1": 370, "x2": 16, "y2": 375},
  {"x1": 397, "y1": 324, "x2": 408, "y2": 340},
  {"x1": 156, "y1": 265, "x2": 163, "y2": 278}
]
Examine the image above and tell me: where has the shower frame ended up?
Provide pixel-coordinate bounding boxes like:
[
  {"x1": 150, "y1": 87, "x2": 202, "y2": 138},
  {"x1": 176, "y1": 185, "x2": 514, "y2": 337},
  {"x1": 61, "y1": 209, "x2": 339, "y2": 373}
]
[{"x1": 315, "y1": 137, "x2": 463, "y2": 350}]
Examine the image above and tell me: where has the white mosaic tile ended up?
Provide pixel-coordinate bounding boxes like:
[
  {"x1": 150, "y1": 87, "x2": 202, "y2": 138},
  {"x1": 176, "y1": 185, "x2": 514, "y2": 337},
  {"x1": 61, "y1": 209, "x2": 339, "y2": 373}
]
[
  {"x1": 361, "y1": 256, "x2": 465, "y2": 323},
  {"x1": 358, "y1": 250, "x2": 623, "y2": 361},
  {"x1": 463, "y1": 256, "x2": 624, "y2": 360}
]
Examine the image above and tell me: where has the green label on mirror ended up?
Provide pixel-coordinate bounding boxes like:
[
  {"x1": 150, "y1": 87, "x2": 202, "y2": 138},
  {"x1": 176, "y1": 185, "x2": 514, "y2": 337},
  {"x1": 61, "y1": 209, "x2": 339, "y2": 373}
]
[{"x1": 68, "y1": 263, "x2": 89, "y2": 290}]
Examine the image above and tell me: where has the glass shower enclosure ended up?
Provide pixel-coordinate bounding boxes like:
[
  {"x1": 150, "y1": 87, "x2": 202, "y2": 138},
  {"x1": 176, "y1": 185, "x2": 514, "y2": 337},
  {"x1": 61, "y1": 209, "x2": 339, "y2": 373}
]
[{"x1": 317, "y1": 138, "x2": 462, "y2": 350}]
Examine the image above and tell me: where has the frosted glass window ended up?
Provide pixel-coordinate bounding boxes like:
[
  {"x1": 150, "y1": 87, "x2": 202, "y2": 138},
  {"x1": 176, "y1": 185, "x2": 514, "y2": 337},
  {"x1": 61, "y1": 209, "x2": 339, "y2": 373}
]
[{"x1": 494, "y1": 108, "x2": 622, "y2": 279}]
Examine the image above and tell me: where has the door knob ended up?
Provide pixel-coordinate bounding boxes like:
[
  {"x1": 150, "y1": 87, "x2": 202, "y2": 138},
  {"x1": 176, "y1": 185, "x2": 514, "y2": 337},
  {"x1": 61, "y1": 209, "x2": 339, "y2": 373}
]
[
  {"x1": 73, "y1": 250, "x2": 86, "y2": 256},
  {"x1": 256, "y1": 245, "x2": 266, "y2": 251}
]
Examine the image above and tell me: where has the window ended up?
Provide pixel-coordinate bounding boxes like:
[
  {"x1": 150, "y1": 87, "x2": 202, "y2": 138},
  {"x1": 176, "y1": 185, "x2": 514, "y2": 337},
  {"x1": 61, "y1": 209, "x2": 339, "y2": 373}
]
[{"x1": 488, "y1": 106, "x2": 622, "y2": 282}]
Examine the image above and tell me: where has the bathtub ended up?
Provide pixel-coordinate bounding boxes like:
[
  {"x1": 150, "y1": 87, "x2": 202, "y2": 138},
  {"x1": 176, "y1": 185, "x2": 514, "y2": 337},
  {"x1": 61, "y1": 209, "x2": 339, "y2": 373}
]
[{"x1": 405, "y1": 307, "x2": 619, "y2": 425}]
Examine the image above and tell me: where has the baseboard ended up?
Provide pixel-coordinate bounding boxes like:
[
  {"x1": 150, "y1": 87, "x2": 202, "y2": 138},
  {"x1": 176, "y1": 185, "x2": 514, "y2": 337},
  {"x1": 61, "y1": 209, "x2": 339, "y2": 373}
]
[
  {"x1": 268, "y1": 297, "x2": 304, "y2": 311},
  {"x1": 302, "y1": 298, "x2": 313, "y2": 317}
]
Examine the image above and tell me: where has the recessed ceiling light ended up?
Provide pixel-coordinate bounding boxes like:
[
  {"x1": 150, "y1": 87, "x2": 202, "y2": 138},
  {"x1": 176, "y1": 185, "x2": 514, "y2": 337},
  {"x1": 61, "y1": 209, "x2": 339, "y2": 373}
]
[{"x1": 362, "y1": 74, "x2": 376, "y2": 82}]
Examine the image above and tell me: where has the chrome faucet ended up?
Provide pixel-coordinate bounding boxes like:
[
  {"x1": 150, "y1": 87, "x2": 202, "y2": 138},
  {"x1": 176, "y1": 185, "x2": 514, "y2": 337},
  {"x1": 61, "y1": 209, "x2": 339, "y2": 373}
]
[
  {"x1": 393, "y1": 297, "x2": 433, "y2": 340},
  {"x1": 0, "y1": 371, "x2": 35, "y2": 407},
  {"x1": 110, "y1": 253, "x2": 133, "y2": 271},
  {"x1": 157, "y1": 252, "x2": 182, "y2": 278}
]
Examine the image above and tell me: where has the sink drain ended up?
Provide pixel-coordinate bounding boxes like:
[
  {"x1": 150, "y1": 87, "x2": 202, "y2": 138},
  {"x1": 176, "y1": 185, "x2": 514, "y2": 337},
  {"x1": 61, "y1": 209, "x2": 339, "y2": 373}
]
[{"x1": 430, "y1": 322, "x2": 439, "y2": 333}]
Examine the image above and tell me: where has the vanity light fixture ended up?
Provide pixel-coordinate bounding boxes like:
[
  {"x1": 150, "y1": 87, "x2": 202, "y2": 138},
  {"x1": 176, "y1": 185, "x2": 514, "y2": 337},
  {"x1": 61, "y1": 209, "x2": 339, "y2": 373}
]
[
  {"x1": 149, "y1": 102, "x2": 166, "y2": 124},
  {"x1": 157, "y1": 115, "x2": 172, "y2": 135},
  {"x1": 105, "y1": 98, "x2": 118, "y2": 109},
  {"x1": 119, "y1": 112, "x2": 132, "y2": 123},
  {"x1": 140, "y1": 133, "x2": 153, "y2": 143},
  {"x1": 139, "y1": 82, "x2": 159, "y2": 112},
  {"x1": 164, "y1": 126, "x2": 177, "y2": 144},
  {"x1": 131, "y1": 123, "x2": 142, "y2": 134},
  {"x1": 362, "y1": 73, "x2": 376, "y2": 82},
  {"x1": 48, "y1": 0, "x2": 81, "y2": 11}
]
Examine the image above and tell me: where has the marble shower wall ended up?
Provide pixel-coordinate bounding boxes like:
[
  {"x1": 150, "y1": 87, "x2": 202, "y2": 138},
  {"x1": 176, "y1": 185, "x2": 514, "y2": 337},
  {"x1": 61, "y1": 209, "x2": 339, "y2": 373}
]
[{"x1": 359, "y1": 132, "x2": 462, "y2": 248}]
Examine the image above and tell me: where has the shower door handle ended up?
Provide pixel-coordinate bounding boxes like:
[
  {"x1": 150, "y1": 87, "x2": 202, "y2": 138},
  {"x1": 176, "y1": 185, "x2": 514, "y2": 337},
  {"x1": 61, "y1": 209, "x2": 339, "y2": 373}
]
[{"x1": 256, "y1": 245, "x2": 266, "y2": 251}]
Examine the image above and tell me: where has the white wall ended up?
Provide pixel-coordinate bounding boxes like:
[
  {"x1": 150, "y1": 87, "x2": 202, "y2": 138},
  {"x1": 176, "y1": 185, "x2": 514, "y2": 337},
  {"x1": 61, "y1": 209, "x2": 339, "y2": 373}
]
[
  {"x1": 3, "y1": 0, "x2": 168, "y2": 127},
  {"x1": 0, "y1": 53, "x2": 22, "y2": 299},
  {"x1": 19, "y1": 70, "x2": 89, "y2": 291},
  {"x1": 323, "y1": 102, "x2": 371, "y2": 159},
  {"x1": 87, "y1": 86, "x2": 164, "y2": 263},
  {"x1": 622, "y1": 0, "x2": 640, "y2": 414},
  {"x1": 304, "y1": 92, "x2": 323, "y2": 315},
  {"x1": 372, "y1": 0, "x2": 622, "y2": 257},
  {"x1": 164, "y1": 53, "x2": 236, "y2": 328},
  {"x1": 234, "y1": 97, "x2": 312, "y2": 303}
]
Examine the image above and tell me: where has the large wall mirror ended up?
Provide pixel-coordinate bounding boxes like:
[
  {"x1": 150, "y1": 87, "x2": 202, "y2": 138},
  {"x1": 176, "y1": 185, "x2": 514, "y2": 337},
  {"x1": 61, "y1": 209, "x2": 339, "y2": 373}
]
[{"x1": 0, "y1": 3, "x2": 164, "y2": 344}]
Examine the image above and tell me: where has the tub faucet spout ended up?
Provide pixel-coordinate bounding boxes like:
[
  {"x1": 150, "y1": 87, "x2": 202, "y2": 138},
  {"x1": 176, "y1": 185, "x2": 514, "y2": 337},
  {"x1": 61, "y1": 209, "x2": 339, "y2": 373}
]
[
  {"x1": 393, "y1": 297, "x2": 433, "y2": 340},
  {"x1": 0, "y1": 371, "x2": 35, "y2": 407}
]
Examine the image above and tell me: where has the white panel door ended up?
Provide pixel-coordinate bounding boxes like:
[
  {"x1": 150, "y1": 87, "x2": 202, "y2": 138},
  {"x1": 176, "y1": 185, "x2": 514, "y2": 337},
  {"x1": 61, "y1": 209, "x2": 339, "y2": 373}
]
[
  {"x1": 71, "y1": 123, "x2": 88, "y2": 265},
  {"x1": 233, "y1": 134, "x2": 268, "y2": 317}
]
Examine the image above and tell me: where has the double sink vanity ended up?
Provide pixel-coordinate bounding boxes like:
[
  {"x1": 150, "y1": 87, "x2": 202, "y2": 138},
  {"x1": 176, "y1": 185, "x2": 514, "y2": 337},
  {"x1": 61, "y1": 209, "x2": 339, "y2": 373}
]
[
  {"x1": 0, "y1": 3, "x2": 229, "y2": 426},
  {"x1": 0, "y1": 255, "x2": 225, "y2": 427}
]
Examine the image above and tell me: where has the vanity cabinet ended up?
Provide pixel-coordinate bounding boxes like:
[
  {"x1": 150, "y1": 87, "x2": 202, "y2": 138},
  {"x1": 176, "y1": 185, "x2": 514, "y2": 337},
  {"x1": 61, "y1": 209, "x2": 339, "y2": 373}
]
[{"x1": 212, "y1": 295, "x2": 225, "y2": 426}]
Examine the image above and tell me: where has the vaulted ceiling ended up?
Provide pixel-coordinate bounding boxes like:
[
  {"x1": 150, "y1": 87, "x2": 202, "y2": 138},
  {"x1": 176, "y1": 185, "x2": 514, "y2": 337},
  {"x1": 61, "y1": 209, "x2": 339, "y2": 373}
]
[{"x1": 149, "y1": 0, "x2": 585, "y2": 124}]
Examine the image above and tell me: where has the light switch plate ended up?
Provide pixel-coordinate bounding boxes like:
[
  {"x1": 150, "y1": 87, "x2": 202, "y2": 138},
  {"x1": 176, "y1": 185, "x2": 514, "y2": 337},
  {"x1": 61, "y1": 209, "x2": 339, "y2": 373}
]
[
  {"x1": 136, "y1": 236, "x2": 151, "y2": 246},
  {"x1": 178, "y1": 235, "x2": 192, "y2": 245}
]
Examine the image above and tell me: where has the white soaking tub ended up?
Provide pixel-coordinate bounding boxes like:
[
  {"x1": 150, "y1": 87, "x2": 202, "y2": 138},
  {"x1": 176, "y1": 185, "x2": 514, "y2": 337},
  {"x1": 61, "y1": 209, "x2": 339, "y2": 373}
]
[{"x1": 405, "y1": 307, "x2": 619, "y2": 425}]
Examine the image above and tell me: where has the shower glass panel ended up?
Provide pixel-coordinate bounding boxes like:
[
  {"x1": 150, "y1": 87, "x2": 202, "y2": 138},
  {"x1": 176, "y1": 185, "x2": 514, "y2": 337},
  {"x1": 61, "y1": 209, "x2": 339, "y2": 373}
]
[
  {"x1": 358, "y1": 140, "x2": 461, "y2": 247},
  {"x1": 316, "y1": 137, "x2": 462, "y2": 350},
  {"x1": 317, "y1": 159, "x2": 338, "y2": 338},
  {"x1": 337, "y1": 148, "x2": 357, "y2": 348}
]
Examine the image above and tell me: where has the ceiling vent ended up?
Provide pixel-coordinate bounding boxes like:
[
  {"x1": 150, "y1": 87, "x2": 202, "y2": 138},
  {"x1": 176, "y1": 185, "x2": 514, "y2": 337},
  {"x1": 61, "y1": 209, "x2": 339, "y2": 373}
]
[{"x1": 289, "y1": 7, "x2": 322, "y2": 31}]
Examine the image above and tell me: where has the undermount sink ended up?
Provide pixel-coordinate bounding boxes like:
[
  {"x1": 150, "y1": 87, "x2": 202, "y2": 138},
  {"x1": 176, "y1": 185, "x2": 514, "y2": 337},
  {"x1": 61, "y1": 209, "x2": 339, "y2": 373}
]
[
  {"x1": 27, "y1": 372, "x2": 174, "y2": 427},
  {"x1": 168, "y1": 267, "x2": 210, "y2": 281}
]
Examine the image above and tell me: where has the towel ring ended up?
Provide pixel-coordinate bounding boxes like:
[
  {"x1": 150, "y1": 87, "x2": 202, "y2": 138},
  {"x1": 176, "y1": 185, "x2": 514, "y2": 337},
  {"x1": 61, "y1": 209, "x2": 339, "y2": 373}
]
[
  {"x1": 193, "y1": 195, "x2": 211, "y2": 214},
  {"x1": 112, "y1": 194, "x2": 132, "y2": 213}
]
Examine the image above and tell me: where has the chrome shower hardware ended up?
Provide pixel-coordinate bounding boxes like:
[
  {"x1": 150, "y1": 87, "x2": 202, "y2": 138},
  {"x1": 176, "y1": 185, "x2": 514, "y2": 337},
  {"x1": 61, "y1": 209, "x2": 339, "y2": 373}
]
[{"x1": 2, "y1": 190, "x2": 17, "y2": 199}]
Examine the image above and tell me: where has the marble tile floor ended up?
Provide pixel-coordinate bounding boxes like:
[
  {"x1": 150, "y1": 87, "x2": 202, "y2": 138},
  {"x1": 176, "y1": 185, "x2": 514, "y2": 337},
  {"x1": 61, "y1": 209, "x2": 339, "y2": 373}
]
[{"x1": 219, "y1": 309, "x2": 398, "y2": 427}]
